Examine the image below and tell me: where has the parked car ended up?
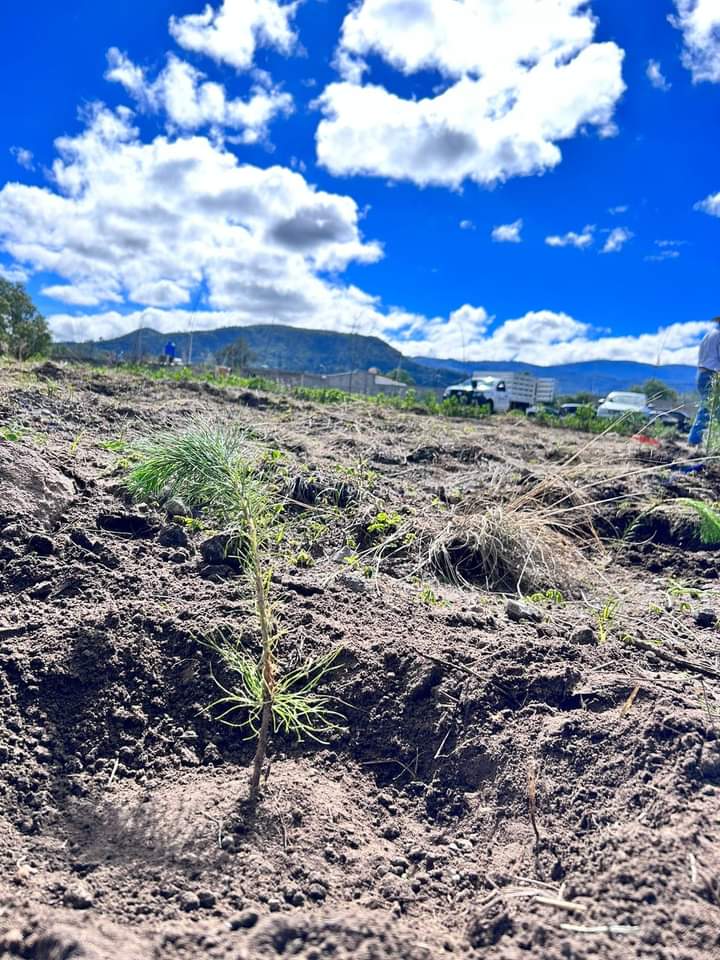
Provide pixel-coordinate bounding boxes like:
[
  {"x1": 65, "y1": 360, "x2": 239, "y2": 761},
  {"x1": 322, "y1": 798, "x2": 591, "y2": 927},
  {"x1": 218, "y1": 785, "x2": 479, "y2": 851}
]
[
  {"x1": 596, "y1": 391, "x2": 654, "y2": 419},
  {"x1": 559, "y1": 403, "x2": 586, "y2": 417}
]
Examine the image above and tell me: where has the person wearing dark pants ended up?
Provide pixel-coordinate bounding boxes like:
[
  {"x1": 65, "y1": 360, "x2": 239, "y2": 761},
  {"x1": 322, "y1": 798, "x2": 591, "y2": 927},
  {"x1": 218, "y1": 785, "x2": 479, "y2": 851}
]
[{"x1": 688, "y1": 317, "x2": 720, "y2": 447}]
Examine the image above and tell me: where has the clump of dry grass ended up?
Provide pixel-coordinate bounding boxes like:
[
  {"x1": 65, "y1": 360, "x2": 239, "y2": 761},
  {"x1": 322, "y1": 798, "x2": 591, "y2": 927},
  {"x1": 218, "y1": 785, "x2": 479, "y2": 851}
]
[{"x1": 424, "y1": 503, "x2": 583, "y2": 594}]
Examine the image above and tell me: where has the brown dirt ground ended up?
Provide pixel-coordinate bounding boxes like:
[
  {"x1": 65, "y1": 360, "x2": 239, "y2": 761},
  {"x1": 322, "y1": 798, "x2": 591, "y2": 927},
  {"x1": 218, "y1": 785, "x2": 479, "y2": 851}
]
[{"x1": 0, "y1": 361, "x2": 719, "y2": 960}]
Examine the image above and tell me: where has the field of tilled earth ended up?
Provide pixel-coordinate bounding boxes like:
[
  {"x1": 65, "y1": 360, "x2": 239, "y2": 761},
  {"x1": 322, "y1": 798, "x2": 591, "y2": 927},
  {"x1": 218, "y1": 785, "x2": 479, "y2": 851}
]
[{"x1": 0, "y1": 360, "x2": 719, "y2": 960}]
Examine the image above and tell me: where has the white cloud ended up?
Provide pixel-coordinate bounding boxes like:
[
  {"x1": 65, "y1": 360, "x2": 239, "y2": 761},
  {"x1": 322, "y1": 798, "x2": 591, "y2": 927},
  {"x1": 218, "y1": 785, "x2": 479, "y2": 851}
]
[
  {"x1": 608, "y1": 204, "x2": 628, "y2": 215},
  {"x1": 40, "y1": 284, "x2": 123, "y2": 306},
  {"x1": 545, "y1": 225, "x2": 594, "y2": 249},
  {"x1": 491, "y1": 219, "x2": 523, "y2": 243},
  {"x1": 695, "y1": 191, "x2": 720, "y2": 216},
  {"x1": 316, "y1": 0, "x2": 625, "y2": 188},
  {"x1": 670, "y1": 0, "x2": 720, "y2": 83},
  {"x1": 106, "y1": 50, "x2": 292, "y2": 142},
  {"x1": 390, "y1": 307, "x2": 709, "y2": 366},
  {"x1": 645, "y1": 250, "x2": 680, "y2": 263},
  {"x1": 602, "y1": 226, "x2": 633, "y2": 253},
  {"x1": 459, "y1": 219, "x2": 475, "y2": 230},
  {"x1": 10, "y1": 147, "x2": 35, "y2": 171},
  {"x1": 0, "y1": 104, "x2": 384, "y2": 340},
  {"x1": 169, "y1": 0, "x2": 298, "y2": 71},
  {"x1": 0, "y1": 263, "x2": 29, "y2": 284},
  {"x1": 646, "y1": 59, "x2": 671, "y2": 90}
]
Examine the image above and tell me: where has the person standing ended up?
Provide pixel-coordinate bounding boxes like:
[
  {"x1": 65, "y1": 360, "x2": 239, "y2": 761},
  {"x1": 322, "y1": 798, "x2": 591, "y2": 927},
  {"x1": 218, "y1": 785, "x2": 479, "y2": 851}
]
[
  {"x1": 164, "y1": 340, "x2": 177, "y2": 366},
  {"x1": 688, "y1": 316, "x2": 720, "y2": 447}
]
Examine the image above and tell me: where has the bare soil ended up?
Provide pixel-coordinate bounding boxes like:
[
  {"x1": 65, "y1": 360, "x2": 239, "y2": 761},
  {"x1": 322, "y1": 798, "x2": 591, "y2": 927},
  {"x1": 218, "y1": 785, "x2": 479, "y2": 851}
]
[{"x1": 0, "y1": 362, "x2": 719, "y2": 960}]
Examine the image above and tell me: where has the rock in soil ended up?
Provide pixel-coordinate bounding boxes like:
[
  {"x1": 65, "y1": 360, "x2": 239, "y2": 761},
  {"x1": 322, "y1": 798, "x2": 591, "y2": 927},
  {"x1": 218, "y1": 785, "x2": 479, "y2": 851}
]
[
  {"x1": 0, "y1": 443, "x2": 74, "y2": 527},
  {"x1": 505, "y1": 599, "x2": 542, "y2": 623},
  {"x1": 695, "y1": 607, "x2": 718, "y2": 628}
]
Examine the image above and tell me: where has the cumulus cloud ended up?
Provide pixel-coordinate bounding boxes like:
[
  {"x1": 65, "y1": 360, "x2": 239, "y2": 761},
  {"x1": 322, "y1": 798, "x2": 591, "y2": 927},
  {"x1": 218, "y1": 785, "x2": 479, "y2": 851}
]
[
  {"x1": 670, "y1": 0, "x2": 720, "y2": 83},
  {"x1": 601, "y1": 226, "x2": 633, "y2": 253},
  {"x1": 0, "y1": 104, "x2": 384, "y2": 339},
  {"x1": 459, "y1": 219, "x2": 475, "y2": 230},
  {"x1": 386, "y1": 307, "x2": 709, "y2": 366},
  {"x1": 316, "y1": 0, "x2": 625, "y2": 188},
  {"x1": 545, "y1": 226, "x2": 594, "y2": 249},
  {"x1": 695, "y1": 191, "x2": 720, "y2": 216},
  {"x1": 491, "y1": 219, "x2": 523, "y2": 243},
  {"x1": 646, "y1": 59, "x2": 671, "y2": 90},
  {"x1": 169, "y1": 0, "x2": 298, "y2": 71},
  {"x1": 106, "y1": 49, "x2": 292, "y2": 142},
  {"x1": 10, "y1": 147, "x2": 35, "y2": 171}
]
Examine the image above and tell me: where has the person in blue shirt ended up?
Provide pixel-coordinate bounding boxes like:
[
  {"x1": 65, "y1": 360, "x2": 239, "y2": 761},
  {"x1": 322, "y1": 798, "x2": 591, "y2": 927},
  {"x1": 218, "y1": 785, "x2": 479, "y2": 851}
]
[
  {"x1": 688, "y1": 317, "x2": 720, "y2": 447},
  {"x1": 164, "y1": 340, "x2": 177, "y2": 365}
]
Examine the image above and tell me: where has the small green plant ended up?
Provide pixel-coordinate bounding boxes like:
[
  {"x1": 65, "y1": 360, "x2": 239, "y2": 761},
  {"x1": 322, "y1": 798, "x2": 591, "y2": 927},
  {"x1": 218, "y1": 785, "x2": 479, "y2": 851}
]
[
  {"x1": 69, "y1": 432, "x2": 85, "y2": 456},
  {"x1": 100, "y1": 438, "x2": 128, "y2": 453},
  {"x1": 290, "y1": 549, "x2": 314, "y2": 568},
  {"x1": 367, "y1": 510, "x2": 403, "y2": 538},
  {"x1": 0, "y1": 424, "x2": 26, "y2": 442},
  {"x1": 675, "y1": 499, "x2": 720, "y2": 545},
  {"x1": 418, "y1": 584, "x2": 445, "y2": 607},
  {"x1": 596, "y1": 599, "x2": 619, "y2": 644},
  {"x1": 126, "y1": 424, "x2": 342, "y2": 806},
  {"x1": 528, "y1": 588, "x2": 566, "y2": 605}
]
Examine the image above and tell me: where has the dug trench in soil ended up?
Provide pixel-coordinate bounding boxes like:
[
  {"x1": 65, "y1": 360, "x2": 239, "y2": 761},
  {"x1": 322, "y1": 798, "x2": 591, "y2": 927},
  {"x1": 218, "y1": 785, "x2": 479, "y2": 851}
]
[{"x1": 0, "y1": 362, "x2": 718, "y2": 960}]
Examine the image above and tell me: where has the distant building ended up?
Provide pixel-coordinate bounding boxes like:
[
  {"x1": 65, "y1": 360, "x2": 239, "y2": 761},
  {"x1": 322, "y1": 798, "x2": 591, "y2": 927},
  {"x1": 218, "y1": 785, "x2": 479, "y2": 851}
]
[{"x1": 321, "y1": 368, "x2": 408, "y2": 397}]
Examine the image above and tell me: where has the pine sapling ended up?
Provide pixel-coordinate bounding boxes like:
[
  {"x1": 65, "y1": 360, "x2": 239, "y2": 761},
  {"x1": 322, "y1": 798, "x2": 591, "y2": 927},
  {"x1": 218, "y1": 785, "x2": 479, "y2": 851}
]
[{"x1": 126, "y1": 423, "x2": 342, "y2": 807}]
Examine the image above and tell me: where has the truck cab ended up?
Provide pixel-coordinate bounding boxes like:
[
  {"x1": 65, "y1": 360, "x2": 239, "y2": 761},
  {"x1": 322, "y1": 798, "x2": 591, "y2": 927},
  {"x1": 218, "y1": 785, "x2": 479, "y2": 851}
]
[{"x1": 443, "y1": 376, "x2": 510, "y2": 412}]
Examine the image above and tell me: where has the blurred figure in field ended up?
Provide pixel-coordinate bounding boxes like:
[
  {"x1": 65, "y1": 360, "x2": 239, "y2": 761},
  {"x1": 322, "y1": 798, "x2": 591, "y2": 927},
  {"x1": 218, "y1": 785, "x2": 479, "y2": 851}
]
[
  {"x1": 688, "y1": 317, "x2": 720, "y2": 448},
  {"x1": 164, "y1": 340, "x2": 177, "y2": 366}
]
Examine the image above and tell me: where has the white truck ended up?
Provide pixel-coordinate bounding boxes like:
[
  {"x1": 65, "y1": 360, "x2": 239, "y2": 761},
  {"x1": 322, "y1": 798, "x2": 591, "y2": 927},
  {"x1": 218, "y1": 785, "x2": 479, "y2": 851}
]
[{"x1": 443, "y1": 371, "x2": 557, "y2": 413}]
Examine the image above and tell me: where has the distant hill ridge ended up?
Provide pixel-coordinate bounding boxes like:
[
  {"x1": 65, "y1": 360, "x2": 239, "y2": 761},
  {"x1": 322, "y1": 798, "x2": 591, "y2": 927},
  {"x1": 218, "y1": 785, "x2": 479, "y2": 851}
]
[{"x1": 58, "y1": 323, "x2": 698, "y2": 395}]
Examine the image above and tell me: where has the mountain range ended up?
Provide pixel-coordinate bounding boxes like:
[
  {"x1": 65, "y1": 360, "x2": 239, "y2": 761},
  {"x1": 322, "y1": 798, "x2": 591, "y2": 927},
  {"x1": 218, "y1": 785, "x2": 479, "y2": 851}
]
[{"x1": 56, "y1": 323, "x2": 698, "y2": 396}]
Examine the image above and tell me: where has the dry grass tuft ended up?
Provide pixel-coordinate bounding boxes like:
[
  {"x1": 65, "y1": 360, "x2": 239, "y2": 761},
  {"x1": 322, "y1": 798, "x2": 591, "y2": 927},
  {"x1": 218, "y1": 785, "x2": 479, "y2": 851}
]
[{"x1": 424, "y1": 503, "x2": 585, "y2": 594}]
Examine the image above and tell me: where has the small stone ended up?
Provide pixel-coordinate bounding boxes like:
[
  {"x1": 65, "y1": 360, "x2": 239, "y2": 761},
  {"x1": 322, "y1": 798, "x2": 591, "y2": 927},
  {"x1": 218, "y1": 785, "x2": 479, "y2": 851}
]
[
  {"x1": 158, "y1": 525, "x2": 189, "y2": 549},
  {"x1": 290, "y1": 891, "x2": 305, "y2": 907},
  {"x1": 505, "y1": 599, "x2": 542, "y2": 623},
  {"x1": 332, "y1": 546, "x2": 355, "y2": 563},
  {"x1": 27, "y1": 534, "x2": 54, "y2": 556},
  {"x1": 63, "y1": 881, "x2": 94, "y2": 909},
  {"x1": 180, "y1": 891, "x2": 201, "y2": 912},
  {"x1": 695, "y1": 608, "x2": 718, "y2": 628},
  {"x1": 165, "y1": 498, "x2": 190, "y2": 518},
  {"x1": 570, "y1": 625, "x2": 596, "y2": 645},
  {"x1": 230, "y1": 910, "x2": 259, "y2": 929},
  {"x1": 201, "y1": 533, "x2": 240, "y2": 566},
  {"x1": 337, "y1": 572, "x2": 368, "y2": 594},
  {"x1": 307, "y1": 883, "x2": 327, "y2": 902},
  {"x1": 197, "y1": 890, "x2": 217, "y2": 908},
  {"x1": 381, "y1": 825, "x2": 401, "y2": 840},
  {"x1": 268, "y1": 898, "x2": 282, "y2": 912}
]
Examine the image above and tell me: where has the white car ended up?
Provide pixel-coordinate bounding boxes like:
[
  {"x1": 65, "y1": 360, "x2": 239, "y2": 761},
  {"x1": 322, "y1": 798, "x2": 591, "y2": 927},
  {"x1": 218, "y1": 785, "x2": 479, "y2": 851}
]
[{"x1": 596, "y1": 391, "x2": 654, "y2": 419}]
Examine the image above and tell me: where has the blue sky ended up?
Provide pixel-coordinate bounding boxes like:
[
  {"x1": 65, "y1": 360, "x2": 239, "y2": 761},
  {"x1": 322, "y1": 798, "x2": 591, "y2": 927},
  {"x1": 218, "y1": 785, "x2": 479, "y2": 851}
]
[{"x1": 1, "y1": 0, "x2": 719, "y2": 365}]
